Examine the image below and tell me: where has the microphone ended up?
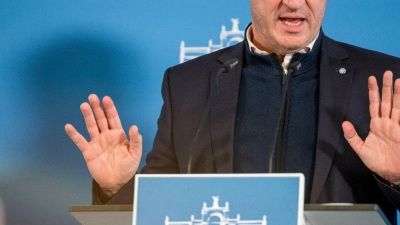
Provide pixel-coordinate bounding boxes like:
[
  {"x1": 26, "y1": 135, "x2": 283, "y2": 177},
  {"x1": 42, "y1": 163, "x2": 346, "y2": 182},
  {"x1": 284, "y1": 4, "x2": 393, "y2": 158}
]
[
  {"x1": 187, "y1": 58, "x2": 239, "y2": 173},
  {"x1": 268, "y1": 61, "x2": 302, "y2": 173},
  {"x1": 222, "y1": 58, "x2": 239, "y2": 73}
]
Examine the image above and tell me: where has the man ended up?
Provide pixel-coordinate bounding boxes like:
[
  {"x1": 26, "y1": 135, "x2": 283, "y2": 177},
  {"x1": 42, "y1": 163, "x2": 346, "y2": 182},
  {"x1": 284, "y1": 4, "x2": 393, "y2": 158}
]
[{"x1": 65, "y1": 0, "x2": 400, "y2": 223}]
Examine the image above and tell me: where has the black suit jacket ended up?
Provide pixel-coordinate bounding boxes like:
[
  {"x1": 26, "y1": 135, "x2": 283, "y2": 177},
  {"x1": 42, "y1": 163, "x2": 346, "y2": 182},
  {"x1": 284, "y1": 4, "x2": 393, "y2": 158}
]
[{"x1": 95, "y1": 33, "x2": 400, "y2": 224}]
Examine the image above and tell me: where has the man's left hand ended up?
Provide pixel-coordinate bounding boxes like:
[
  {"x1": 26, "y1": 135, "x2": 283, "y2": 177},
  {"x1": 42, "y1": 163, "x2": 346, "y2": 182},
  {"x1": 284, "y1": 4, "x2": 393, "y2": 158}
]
[{"x1": 343, "y1": 70, "x2": 400, "y2": 185}]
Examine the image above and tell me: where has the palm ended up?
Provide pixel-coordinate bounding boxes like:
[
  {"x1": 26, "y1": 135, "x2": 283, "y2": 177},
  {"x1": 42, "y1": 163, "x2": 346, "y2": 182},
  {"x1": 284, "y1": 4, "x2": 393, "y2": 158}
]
[
  {"x1": 343, "y1": 71, "x2": 400, "y2": 184},
  {"x1": 83, "y1": 129, "x2": 139, "y2": 190},
  {"x1": 359, "y1": 119, "x2": 400, "y2": 176},
  {"x1": 65, "y1": 94, "x2": 142, "y2": 195}
]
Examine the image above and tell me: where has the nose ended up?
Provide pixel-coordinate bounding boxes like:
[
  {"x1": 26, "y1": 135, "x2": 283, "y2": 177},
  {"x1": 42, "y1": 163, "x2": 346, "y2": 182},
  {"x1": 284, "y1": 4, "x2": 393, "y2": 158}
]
[{"x1": 281, "y1": 0, "x2": 306, "y2": 10}]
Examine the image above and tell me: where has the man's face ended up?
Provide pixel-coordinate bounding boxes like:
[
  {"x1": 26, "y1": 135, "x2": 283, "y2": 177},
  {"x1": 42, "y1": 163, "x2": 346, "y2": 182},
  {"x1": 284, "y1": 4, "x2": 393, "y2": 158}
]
[{"x1": 250, "y1": 0, "x2": 327, "y2": 55}]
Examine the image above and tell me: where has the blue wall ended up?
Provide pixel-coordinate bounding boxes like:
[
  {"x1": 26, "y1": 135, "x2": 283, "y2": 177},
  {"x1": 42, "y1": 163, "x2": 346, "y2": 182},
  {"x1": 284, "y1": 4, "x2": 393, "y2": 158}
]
[{"x1": 0, "y1": 0, "x2": 399, "y2": 224}]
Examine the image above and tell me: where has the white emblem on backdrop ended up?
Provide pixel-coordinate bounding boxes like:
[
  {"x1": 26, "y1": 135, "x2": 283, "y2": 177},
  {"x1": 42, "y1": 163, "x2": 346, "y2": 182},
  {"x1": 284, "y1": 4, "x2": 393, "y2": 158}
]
[
  {"x1": 165, "y1": 196, "x2": 268, "y2": 225},
  {"x1": 179, "y1": 18, "x2": 245, "y2": 63}
]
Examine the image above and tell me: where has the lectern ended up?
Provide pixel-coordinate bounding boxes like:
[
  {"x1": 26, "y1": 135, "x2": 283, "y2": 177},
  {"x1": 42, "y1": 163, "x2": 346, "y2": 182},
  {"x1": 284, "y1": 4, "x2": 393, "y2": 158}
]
[
  {"x1": 70, "y1": 204, "x2": 391, "y2": 225},
  {"x1": 70, "y1": 174, "x2": 392, "y2": 225}
]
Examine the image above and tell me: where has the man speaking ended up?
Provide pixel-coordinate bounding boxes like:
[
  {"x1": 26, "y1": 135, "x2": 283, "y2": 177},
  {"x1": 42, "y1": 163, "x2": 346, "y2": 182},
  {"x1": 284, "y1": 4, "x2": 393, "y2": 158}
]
[{"x1": 65, "y1": 0, "x2": 400, "y2": 223}]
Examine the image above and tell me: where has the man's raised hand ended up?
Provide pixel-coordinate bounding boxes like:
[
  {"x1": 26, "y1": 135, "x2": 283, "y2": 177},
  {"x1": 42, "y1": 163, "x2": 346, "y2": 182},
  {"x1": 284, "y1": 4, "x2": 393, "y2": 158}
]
[
  {"x1": 65, "y1": 94, "x2": 142, "y2": 197},
  {"x1": 343, "y1": 71, "x2": 400, "y2": 185}
]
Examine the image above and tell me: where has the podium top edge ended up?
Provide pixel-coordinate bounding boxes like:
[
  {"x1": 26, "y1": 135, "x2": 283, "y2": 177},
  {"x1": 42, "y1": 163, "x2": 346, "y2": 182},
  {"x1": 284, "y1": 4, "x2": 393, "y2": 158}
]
[
  {"x1": 70, "y1": 205, "x2": 133, "y2": 212},
  {"x1": 304, "y1": 204, "x2": 379, "y2": 211},
  {"x1": 70, "y1": 204, "x2": 380, "y2": 212}
]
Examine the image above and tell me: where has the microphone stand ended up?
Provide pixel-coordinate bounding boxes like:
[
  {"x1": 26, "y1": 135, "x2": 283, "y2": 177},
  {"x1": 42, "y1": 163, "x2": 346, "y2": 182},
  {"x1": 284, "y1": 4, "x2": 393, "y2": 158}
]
[
  {"x1": 187, "y1": 58, "x2": 239, "y2": 174},
  {"x1": 268, "y1": 61, "x2": 302, "y2": 173}
]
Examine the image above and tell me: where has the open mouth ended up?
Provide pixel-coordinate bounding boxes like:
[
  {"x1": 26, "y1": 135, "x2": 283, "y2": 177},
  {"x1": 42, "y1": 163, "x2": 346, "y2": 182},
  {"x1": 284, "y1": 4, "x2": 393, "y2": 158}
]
[{"x1": 280, "y1": 18, "x2": 305, "y2": 27}]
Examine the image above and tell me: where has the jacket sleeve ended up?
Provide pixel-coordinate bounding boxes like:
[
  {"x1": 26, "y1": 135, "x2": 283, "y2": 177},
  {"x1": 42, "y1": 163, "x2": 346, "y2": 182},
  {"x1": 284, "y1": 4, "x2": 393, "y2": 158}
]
[{"x1": 374, "y1": 174, "x2": 400, "y2": 209}]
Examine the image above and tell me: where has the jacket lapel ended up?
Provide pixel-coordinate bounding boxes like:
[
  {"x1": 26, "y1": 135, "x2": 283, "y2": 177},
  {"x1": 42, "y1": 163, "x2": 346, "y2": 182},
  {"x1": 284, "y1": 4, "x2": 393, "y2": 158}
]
[
  {"x1": 310, "y1": 35, "x2": 354, "y2": 202},
  {"x1": 210, "y1": 42, "x2": 244, "y2": 173}
]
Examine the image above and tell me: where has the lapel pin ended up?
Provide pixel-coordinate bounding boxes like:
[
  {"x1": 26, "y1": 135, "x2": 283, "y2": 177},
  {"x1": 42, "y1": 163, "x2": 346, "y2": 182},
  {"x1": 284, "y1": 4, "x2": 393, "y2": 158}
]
[{"x1": 339, "y1": 68, "x2": 347, "y2": 75}]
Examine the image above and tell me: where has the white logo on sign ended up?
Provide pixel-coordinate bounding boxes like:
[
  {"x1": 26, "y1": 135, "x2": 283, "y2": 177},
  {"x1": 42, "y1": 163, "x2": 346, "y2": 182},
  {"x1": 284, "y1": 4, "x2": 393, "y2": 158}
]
[
  {"x1": 165, "y1": 196, "x2": 267, "y2": 225},
  {"x1": 179, "y1": 18, "x2": 245, "y2": 63}
]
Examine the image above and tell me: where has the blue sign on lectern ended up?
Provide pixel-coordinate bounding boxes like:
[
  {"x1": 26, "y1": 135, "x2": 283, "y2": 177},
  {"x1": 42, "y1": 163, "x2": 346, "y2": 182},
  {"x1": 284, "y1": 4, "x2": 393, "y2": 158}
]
[{"x1": 133, "y1": 174, "x2": 305, "y2": 225}]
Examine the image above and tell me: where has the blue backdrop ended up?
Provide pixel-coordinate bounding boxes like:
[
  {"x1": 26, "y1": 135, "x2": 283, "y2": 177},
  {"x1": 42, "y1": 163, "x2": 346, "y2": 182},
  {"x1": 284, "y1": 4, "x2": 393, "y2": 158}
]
[{"x1": 0, "y1": 0, "x2": 399, "y2": 224}]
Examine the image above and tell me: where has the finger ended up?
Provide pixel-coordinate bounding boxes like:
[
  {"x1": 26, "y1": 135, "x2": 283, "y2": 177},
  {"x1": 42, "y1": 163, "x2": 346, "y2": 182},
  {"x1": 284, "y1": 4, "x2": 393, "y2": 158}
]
[
  {"x1": 81, "y1": 102, "x2": 100, "y2": 139},
  {"x1": 368, "y1": 76, "x2": 381, "y2": 118},
  {"x1": 391, "y1": 78, "x2": 400, "y2": 122},
  {"x1": 342, "y1": 121, "x2": 364, "y2": 155},
  {"x1": 103, "y1": 96, "x2": 123, "y2": 129},
  {"x1": 380, "y1": 71, "x2": 393, "y2": 118},
  {"x1": 129, "y1": 125, "x2": 142, "y2": 159},
  {"x1": 88, "y1": 94, "x2": 109, "y2": 132},
  {"x1": 65, "y1": 124, "x2": 89, "y2": 152}
]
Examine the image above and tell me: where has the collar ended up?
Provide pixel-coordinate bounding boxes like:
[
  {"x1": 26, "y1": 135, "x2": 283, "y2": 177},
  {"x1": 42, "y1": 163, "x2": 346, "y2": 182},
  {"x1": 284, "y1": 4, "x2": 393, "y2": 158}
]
[{"x1": 246, "y1": 24, "x2": 320, "y2": 70}]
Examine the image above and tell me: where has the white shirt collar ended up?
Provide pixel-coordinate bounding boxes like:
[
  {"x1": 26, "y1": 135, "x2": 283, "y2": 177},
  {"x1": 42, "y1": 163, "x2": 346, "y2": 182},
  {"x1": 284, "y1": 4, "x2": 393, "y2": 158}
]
[{"x1": 246, "y1": 24, "x2": 319, "y2": 70}]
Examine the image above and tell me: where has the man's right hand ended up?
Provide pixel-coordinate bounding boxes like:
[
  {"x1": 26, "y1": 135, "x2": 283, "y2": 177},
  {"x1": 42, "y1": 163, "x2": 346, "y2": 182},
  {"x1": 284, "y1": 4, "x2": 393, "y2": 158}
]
[{"x1": 65, "y1": 94, "x2": 142, "y2": 198}]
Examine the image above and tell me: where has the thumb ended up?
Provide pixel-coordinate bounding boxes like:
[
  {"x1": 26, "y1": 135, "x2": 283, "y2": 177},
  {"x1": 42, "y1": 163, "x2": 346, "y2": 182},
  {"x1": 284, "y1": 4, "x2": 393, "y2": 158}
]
[
  {"x1": 342, "y1": 121, "x2": 364, "y2": 155},
  {"x1": 129, "y1": 125, "x2": 143, "y2": 160}
]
